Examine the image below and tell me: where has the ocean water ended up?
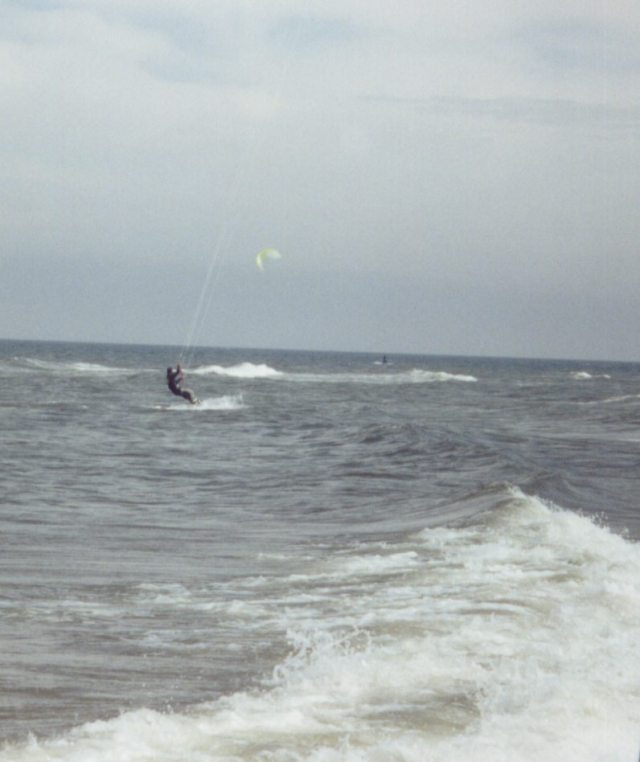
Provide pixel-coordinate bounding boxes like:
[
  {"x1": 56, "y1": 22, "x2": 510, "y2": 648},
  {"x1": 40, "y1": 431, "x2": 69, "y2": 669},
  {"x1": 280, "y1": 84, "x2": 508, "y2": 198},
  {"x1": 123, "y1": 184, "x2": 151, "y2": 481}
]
[{"x1": 1, "y1": 339, "x2": 640, "y2": 761}]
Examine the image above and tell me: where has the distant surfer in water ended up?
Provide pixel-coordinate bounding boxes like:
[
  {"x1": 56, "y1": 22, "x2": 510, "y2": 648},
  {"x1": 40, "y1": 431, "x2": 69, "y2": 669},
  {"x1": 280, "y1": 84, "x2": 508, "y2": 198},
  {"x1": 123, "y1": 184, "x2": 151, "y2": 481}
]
[{"x1": 166, "y1": 364, "x2": 198, "y2": 404}]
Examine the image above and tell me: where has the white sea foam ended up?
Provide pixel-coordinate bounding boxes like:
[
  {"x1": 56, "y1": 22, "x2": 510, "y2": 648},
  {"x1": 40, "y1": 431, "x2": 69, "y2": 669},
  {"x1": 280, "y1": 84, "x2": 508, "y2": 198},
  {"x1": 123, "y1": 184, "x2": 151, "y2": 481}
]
[
  {"x1": 155, "y1": 394, "x2": 244, "y2": 412},
  {"x1": 571, "y1": 371, "x2": 611, "y2": 380},
  {"x1": 197, "y1": 395, "x2": 245, "y2": 411},
  {"x1": 192, "y1": 362, "x2": 283, "y2": 379},
  {"x1": 285, "y1": 369, "x2": 477, "y2": 385},
  {"x1": 599, "y1": 394, "x2": 640, "y2": 405},
  {"x1": 23, "y1": 359, "x2": 130, "y2": 374},
  {"x1": 3, "y1": 490, "x2": 639, "y2": 761},
  {"x1": 407, "y1": 369, "x2": 477, "y2": 383},
  {"x1": 185, "y1": 361, "x2": 476, "y2": 385}
]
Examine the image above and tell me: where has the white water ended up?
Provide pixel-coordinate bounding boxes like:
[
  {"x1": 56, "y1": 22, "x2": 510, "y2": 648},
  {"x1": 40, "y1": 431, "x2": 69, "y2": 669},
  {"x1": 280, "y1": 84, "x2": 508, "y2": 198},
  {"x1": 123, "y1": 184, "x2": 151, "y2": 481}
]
[
  {"x1": 154, "y1": 394, "x2": 245, "y2": 412},
  {"x1": 187, "y1": 362, "x2": 478, "y2": 385},
  {"x1": 22, "y1": 359, "x2": 132, "y2": 375},
  {"x1": 571, "y1": 371, "x2": 612, "y2": 381},
  {"x1": 283, "y1": 369, "x2": 478, "y2": 385},
  {"x1": 192, "y1": 363, "x2": 284, "y2": 379},
  {"x1": 3, "y1": 491, "x2": 639, "y2": 762}
]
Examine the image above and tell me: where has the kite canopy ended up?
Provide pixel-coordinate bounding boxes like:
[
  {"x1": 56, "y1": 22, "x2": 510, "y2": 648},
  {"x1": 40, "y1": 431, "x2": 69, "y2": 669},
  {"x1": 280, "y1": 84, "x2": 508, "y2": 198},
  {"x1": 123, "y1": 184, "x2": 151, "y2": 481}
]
[{"x1": 256, "y1": 248, "x2": 282, "y2": 270}]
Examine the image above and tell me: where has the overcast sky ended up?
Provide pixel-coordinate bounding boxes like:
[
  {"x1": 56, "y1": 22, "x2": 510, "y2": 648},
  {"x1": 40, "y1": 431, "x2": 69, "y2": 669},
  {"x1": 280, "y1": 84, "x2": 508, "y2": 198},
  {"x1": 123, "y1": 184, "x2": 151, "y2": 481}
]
[{"x1": 1, "y1": 0, "x2": 639, "y2": 360}]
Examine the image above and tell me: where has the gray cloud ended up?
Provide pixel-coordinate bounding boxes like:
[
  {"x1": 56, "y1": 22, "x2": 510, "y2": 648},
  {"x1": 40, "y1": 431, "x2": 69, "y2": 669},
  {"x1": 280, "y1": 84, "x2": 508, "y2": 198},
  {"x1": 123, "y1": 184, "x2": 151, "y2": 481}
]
[
  {"x1": 364, "y1": 93, "x2": 640, "y2": 130},
  {"x1": 1, "y1": 1, "x2": 639, "y2": 359},
  {"x1": 511, "y1": 16, "x2": 640, "y2": 77}
]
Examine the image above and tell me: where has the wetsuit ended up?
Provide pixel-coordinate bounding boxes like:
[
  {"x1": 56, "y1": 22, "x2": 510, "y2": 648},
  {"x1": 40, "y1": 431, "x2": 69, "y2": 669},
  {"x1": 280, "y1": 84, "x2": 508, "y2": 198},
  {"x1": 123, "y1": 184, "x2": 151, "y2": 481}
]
[{"x1": 167, "y1": 367, "x2": 197, "y2": 404}]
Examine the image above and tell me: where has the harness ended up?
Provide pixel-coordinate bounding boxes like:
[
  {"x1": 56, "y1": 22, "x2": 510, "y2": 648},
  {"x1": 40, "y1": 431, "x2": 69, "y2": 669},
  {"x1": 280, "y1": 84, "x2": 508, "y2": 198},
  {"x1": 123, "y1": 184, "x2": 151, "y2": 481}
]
[{"x1": 167, "y1": 368, "x2": 183, "y2": 394}]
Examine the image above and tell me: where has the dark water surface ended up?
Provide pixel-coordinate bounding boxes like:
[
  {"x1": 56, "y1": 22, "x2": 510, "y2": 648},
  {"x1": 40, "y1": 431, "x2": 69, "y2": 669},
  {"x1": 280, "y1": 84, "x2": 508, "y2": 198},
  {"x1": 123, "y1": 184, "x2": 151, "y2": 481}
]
[{"x1": 1, "y1": 340, "x2": 639, "y2": 761}]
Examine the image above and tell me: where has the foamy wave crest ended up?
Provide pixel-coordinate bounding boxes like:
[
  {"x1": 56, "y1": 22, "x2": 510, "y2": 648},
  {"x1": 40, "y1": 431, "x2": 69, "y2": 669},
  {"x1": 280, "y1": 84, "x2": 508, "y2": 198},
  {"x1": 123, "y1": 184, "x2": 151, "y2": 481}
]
[
  {"x1": 5, "y1": 489, "x2": 639, "y2": 761},
  {"x1": 285, "y1": 369, "x2": 477, "y2": 385},
  {"x1": 571, "y1": 371, "x2": 611, "y2": 380},
  {"x1": 23, "y1": 358, "x2": 129, "y2": 374},
  {"x1": 192, "y1": 363, "x2": 283, "y2": 379},
  {"x1": 407, "y1": 369, "x2": 477, "y2": 383},
  {"x1": 600, "y1": 393, "x2": 640, "y2": 405}
]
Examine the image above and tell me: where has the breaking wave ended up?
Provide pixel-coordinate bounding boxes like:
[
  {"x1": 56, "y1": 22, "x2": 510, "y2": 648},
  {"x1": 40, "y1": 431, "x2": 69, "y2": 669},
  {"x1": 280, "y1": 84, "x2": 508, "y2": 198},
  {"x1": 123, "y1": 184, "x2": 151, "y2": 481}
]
[
  {"x1": 21, "y1": 358, "x2": 131, "y2": 374},
  {"x1": 192, "y1": 363, "x2": 283, "y2": 379},
  {"x1": 3, "y1": 489, "x2": 637, "y2": 761},
  {"x1": 284, "y1": 368, "x2": 478, "y2": 385}
]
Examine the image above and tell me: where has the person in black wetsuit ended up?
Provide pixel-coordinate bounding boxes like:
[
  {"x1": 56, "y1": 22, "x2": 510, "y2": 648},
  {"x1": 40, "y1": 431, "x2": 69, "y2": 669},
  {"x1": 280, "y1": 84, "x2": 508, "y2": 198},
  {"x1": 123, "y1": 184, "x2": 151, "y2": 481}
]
[{"x1": 166, "y1": 364, "x2": 198, "y2": 404}]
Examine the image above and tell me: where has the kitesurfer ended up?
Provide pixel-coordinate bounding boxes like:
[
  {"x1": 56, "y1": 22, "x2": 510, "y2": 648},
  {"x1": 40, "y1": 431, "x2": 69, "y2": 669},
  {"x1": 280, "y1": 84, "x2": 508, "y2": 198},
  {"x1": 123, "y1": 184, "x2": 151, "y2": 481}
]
[{"x1": 166, "y1": 364, "x2": 198, "y2": 404}]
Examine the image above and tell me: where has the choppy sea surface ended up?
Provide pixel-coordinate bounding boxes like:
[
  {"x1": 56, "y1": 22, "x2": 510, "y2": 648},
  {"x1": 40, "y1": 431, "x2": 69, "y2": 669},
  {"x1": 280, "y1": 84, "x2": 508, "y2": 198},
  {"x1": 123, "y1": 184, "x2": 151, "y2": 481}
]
[{"x1": 1, "y1": 339, "x2": 640, "y2": 761}]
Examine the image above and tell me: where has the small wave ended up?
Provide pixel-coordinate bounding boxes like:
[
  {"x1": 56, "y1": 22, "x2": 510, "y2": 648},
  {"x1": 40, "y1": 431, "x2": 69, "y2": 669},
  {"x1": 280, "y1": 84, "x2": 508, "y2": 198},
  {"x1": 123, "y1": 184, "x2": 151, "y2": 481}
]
[
  {"x1": 182, "y1": 363, "x2": 476, "y2": 385},
  {"x1": 585, "y1": 393, "x2": 640, "y2": 406},
  {"x1": 23, "y1": 358, "x2": 129, "y2": 374},
  {"x1": 135, "y1": 583, "x2": 193, "y2": 606},
  {"x1": 407, "y1": 369, "x2": 477, "y2": 383},
  {"x1": 571, "y1": 371, "x2": 611, "y2": 380},
  {"x1": 154, "y1": 394, "x2": 244, "y2": 412},
  {"x1": 68, "y1": 362, "x2": 126, "y2": 374},
  {"x1": 285, "y1": 369, "x2": 477, "y2": 385},
  {"x1": 191, "y1": 362, "x2": 283, "y2": 379}
]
